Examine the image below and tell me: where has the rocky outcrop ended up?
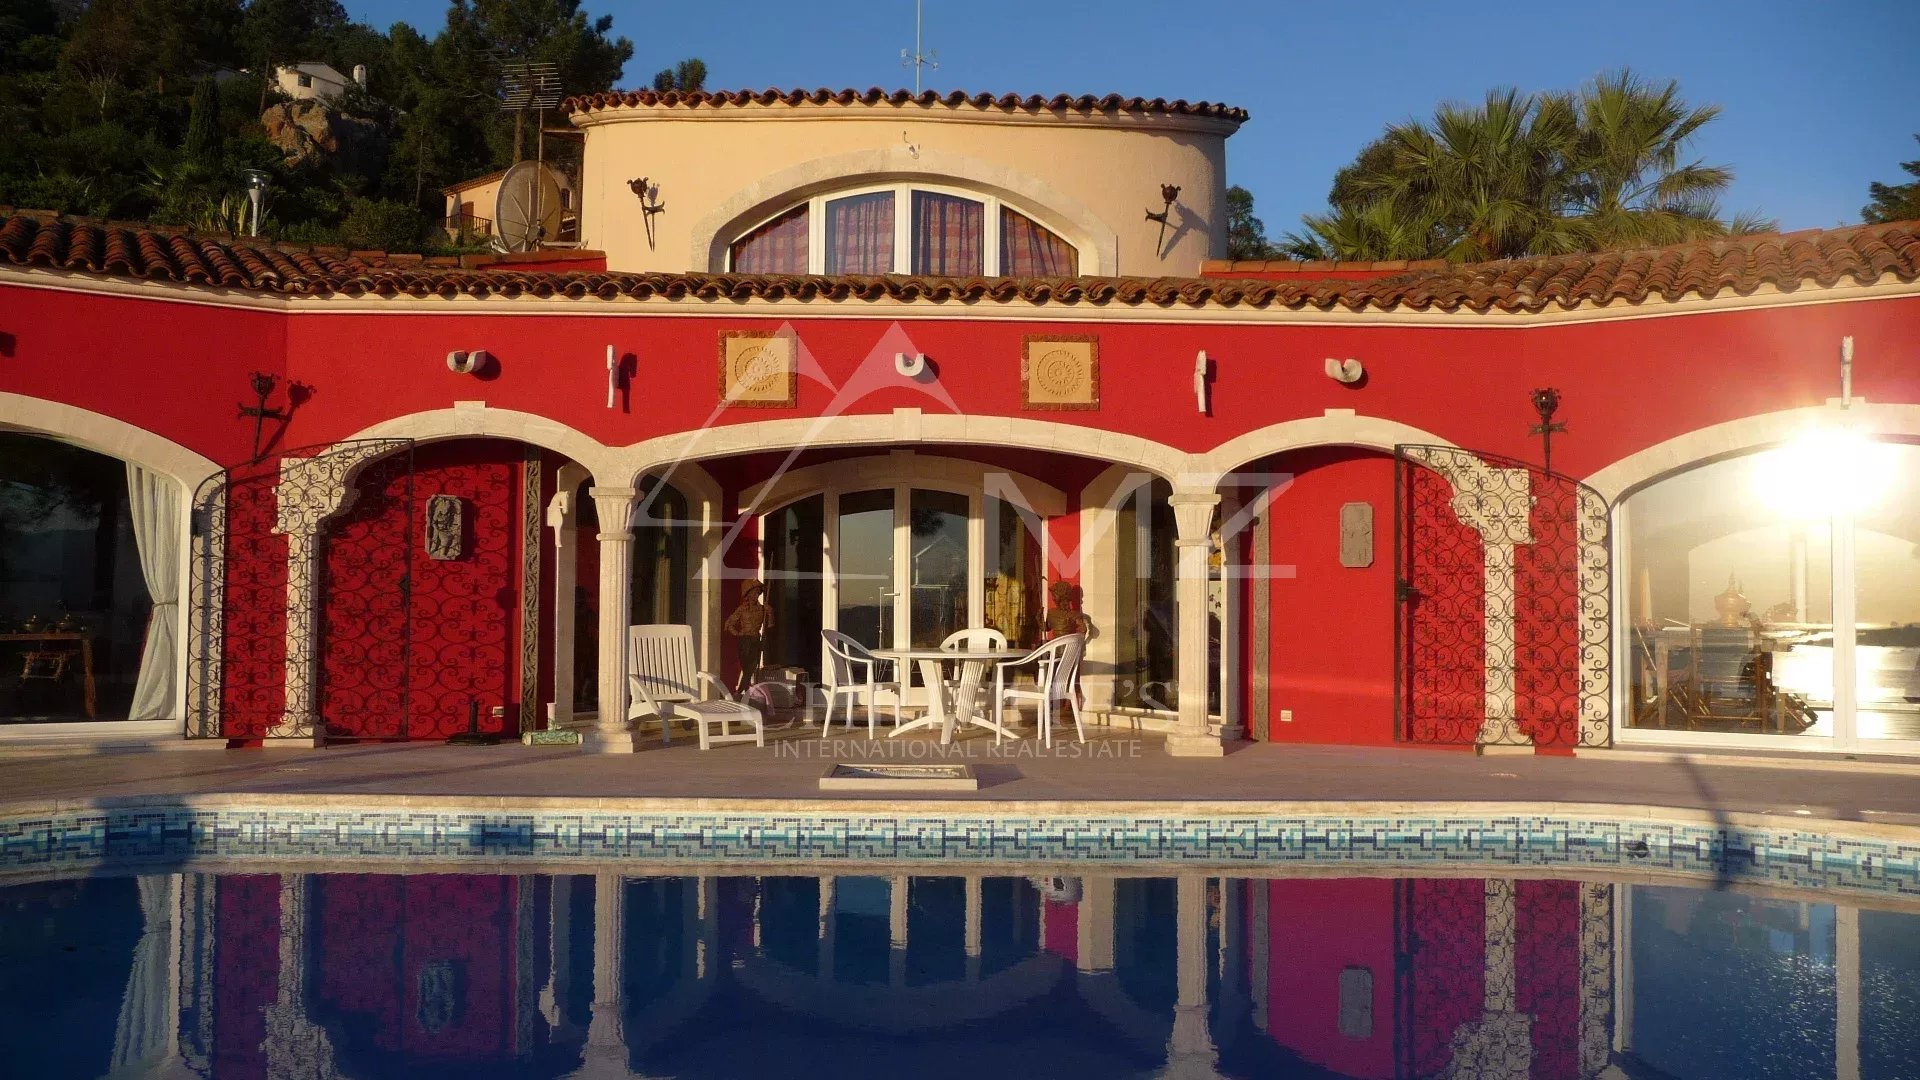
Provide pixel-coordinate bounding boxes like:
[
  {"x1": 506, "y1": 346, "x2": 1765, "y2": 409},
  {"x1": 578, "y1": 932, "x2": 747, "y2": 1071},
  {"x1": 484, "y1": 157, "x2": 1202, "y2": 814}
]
[{"x1": 260, "y1": 100, "x2": 387, "y2": 176}]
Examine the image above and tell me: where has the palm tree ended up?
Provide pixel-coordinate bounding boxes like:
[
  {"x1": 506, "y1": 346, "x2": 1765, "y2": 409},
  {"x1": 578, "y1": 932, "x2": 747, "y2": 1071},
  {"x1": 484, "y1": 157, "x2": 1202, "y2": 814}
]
[
  {"x1": 1561, "y1": 70, "x2": 1770, "y2": 247},
  {"x1": 1290, "y1": 71, "x2": 1769, "y2": 262}
]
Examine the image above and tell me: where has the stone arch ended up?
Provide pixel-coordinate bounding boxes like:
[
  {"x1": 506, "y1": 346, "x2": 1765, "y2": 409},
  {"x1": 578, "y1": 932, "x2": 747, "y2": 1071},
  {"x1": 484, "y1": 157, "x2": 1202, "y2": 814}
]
[
  {"x1": 341, "y1": 406, "x2": 622, "y2": 488},
  {"x1": 0, "y1": 392, "x2": 219, "y2": 487},
  {"x1": 741, "y1": 452, "x2": 1067, "y2": 518},
  {"x1": 1581, "y1": 403, "x2": 1920, "y2": 502},
  {"x1": 692, "y1": 146, "x2": 1118, "y2": 274},
  {"x1": 618, "y1": 412, "x2": 1191, "y2": 491},
  {"x1": 0, "y1": 394, "x2": 218, "y2": 735},
  {"x1": 1195, "y1": 411, "x2": 1457, "y2": 483}
]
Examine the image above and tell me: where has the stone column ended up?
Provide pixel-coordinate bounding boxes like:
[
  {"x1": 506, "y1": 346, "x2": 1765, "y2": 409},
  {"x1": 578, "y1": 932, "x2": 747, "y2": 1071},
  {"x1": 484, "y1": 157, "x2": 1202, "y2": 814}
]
[
  {"x1": 548, "y1": 487, "x2": 580, "y2": 727},
  {"x1": 541, "y1": 875, "x2": 581, "y2": 1043},
  {"x1": 1161, "y1": 873, "x2": 1221, "y2": 1079},
  {"x1": 818, "y1": 876, "x2": 836, "y2": 979},
  {"x1": 889, "y1": 874, "x2": 910, "y2": 987},
  {"x1": 964, "y1": 875, "x2": 983, "y2": 982},
  {"x1": 267, "y1": 443, "x2": 396, "y2": 747},
  {"x1": 585, "y1": 487, "x2": 640, "y2": 753},
  {"x1": 1838, "y1": 903, "x2": 1861, "y2": 1080},
  {"x1": 1440, "y1": 878, "x2": 1532, "y2": 1078},
  {"x1": 1076, "y1": 876, "x2": 1116, "y2": 973},
  {"x1": 1403, "y1": 449, "x2": 1537, "y2": 751},
  {"x1": 1168, "y1": 491, "x2": 1225, "y2": 757},
  {"x1": 261, "y1": 875, "x2": 339, "y2": 1080},
  {"x1": 579, "y1": 873, "x2": 627, "y2": 1076}
]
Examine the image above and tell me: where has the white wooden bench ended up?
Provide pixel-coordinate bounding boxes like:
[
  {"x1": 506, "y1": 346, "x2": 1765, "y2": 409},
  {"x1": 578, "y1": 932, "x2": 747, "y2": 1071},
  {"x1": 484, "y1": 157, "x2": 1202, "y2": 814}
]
[{"x1": 626, "y1": 624, "x2": 764, "y2": 750}]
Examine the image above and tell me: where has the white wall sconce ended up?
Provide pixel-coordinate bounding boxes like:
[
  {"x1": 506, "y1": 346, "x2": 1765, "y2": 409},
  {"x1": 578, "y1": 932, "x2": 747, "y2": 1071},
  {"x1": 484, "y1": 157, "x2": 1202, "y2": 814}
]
[
  {"x1": 1325, "y1": 357, "x2": 1364, "y2": 384},
  {"x1": 896, "y1": 351, "x2": 929, "y2": 378},
  {"x1": 1193, "y1": 350, "x2": 1213, "y2": 414},
  {"x1": 447, "y1": 349, "x2": 490, "y2": 375}
]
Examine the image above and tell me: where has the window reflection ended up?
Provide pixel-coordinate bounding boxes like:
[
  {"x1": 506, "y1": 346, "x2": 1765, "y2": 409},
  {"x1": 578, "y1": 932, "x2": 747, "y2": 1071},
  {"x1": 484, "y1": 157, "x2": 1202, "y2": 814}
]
[
  {"x1": 1624, "y1": 439, "x2": 1920, "y2": 743},
  {"x1": 0, "y1": 433, "x2": 155, "y2": 722}
]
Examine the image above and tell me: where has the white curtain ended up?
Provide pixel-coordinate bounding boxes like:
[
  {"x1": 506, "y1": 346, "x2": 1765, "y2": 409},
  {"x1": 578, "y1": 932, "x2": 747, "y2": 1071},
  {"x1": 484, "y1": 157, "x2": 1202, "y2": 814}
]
[
  {"x1": 126, "y1": 463, "x2": 182, "y2": 720},
  {"x1": 110, "y1": 875, "x2": 175, "y2": 1075}
]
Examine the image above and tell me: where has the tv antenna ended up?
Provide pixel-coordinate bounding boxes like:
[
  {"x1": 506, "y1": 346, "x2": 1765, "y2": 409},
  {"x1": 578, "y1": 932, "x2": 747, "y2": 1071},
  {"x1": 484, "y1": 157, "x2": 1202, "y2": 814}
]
[
  {"x1": 498, "y1": 60, "x2": 563, "y2": 250},
  {"x1": 900, "y1": 0, "x2": 937, "y2": 92}
]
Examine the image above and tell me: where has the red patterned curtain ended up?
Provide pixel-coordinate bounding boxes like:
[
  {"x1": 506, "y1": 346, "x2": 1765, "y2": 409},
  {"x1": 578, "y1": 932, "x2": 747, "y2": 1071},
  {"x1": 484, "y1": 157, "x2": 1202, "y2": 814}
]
[
  {"x1": 911, "y1": 191, "x2": 985, "y2": 276},
  {"x1": 730, "y1": 204, "x2": 808, "y2": 273},
  {"x1": 825, "y1": 192, "x2": 896, "y2": 274},
  {"x1": 1000, "y1": 208, "x2": 1077, "y2": 276}
]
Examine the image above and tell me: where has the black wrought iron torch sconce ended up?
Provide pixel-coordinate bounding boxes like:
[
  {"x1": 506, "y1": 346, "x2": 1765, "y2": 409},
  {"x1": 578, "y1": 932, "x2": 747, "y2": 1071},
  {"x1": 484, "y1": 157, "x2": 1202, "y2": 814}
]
[
  {"x1": 238, "y1": 371, "x2": 287, "y2": 464},
  {"x1": 1145, "y1": 183, "x2": 1181, "y2": 255},
  {"x1": 1530, "y1": 387, "x2": 1566, "y2": 475}
]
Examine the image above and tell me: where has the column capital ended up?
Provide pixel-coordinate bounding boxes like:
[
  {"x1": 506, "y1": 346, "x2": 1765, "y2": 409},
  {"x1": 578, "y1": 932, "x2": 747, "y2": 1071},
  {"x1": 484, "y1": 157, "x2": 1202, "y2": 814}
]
[
  {"x1": 1167, "y1": 491, "x2": 1220, "y2": 545},
  {"x1": 589, "y1": 487, "x2": 640, "y2": 539}
]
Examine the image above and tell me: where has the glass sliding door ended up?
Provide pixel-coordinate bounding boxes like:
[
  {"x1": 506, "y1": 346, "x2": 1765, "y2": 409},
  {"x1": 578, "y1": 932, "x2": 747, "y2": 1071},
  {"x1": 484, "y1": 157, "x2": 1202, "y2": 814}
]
[
  {"x1": 1851, "y1": 441, "x2": 1920, "y2": 742},
  {"x1": 763, "y1": 494, "x2": 824, "y2": 677},
  {"x1": 1620, "y1": 434, "x2": 1920, "y2": 751},
  {"x1": 908, "y1": 490, "x2": 970, "y2": 651},
  {"x1": 835, "y1": 490, "x2": 895, "y2": 652}
]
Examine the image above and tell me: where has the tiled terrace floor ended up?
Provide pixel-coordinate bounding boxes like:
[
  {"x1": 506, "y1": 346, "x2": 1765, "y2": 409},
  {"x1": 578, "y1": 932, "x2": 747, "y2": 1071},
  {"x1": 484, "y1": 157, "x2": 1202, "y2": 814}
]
[{"x1": 3, "y1": 725, "x2": 1919, "y2": 824}]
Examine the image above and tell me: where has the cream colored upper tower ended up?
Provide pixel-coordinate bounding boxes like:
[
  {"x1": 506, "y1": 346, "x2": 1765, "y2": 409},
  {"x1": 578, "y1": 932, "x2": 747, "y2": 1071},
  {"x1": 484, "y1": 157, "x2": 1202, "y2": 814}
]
[{"x1": 564, "y1": 89, "x2": 1245, "y2": 277}]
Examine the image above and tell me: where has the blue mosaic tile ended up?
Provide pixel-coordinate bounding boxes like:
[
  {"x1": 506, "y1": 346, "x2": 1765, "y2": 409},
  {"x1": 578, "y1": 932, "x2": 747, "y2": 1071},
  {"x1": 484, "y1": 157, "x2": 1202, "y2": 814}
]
[{"x1": 4, "y1": 804, "x2": 1919, "y2": 900}]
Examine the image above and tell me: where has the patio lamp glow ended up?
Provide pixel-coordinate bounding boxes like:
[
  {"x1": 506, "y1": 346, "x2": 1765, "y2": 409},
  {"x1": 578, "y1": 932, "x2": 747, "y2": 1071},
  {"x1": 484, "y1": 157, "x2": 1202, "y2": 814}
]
[{"x1": 1752, "y1": 426, "x2": 1900, "y2": 519}]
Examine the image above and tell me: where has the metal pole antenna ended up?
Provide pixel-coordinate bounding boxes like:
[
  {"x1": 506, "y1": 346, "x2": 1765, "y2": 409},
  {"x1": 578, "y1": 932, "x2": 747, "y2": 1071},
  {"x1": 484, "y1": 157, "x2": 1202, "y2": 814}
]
[{"x1": 901, "y1": 0, "x2": 938, "y2": 92}]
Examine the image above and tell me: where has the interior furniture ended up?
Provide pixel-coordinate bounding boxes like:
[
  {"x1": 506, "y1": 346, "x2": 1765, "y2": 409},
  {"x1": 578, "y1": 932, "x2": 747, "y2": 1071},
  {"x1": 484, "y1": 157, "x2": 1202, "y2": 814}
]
[
  {"x1": 994, "y1": 633, "x2": 1088, "y2": 747},
  {"x1": 625, "y1": 624, "x2": 764, "y2": 750},
  {"x1": 1, "y1": 631, "x2": 96, "y2": 718}
]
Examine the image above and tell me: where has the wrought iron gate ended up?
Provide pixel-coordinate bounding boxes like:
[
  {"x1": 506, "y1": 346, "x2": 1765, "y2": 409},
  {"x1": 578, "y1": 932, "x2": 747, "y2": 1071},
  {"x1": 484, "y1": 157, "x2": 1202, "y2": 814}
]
[
  {"x1": 186, "y1": 441, "x2": 415, "y2": 740},
  {"x1": 1394, "y1": 445, "x2": 1612, "y2": 748}
]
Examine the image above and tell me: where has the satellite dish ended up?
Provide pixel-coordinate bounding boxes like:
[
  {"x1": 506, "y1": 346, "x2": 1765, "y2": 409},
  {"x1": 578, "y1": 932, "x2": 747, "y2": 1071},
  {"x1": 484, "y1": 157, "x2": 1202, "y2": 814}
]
[{"x1": 493, "y1": 161, "x2": 563, "y2": 253}]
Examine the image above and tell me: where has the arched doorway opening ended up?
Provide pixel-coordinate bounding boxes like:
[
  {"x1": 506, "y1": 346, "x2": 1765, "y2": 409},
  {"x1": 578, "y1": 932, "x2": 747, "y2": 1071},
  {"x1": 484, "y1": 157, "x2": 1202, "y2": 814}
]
[
  {"x1": 740, "y1": 453, "x2": 1063, "y2": 695},
  {"x1": 0, "y1": 432, "x2": 174, "y2": 725}
]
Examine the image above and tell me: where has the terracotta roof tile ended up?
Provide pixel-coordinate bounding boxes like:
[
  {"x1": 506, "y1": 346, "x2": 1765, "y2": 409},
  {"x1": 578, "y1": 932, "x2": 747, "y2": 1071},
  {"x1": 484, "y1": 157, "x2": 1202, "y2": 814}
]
[
  {"x1": 562, "y1": 87, "x2": 1248, "y2": 123},
  {"x1": 1, "y1": 212, "x2": 1916, "y2": 314}
]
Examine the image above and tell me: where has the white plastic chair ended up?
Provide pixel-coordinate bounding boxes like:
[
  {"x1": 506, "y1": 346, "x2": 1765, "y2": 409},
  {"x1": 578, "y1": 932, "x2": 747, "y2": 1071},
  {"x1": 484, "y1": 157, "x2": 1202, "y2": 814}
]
[
  {"x1": 938, "y1": 628, "x2": 1008, "y2": 708},
  {"x1": 993, "y1": 633, "x2": 1087, "y2": 746},
  {"x1": 821, "y1": 629, "x2": 900, "y2": 738},
  {"x1": 939, "y1": 628, "x2": 1008, "y2": 651},
  {"x1": 626, "y1": 624, "x2": 764, "y2": 750}
]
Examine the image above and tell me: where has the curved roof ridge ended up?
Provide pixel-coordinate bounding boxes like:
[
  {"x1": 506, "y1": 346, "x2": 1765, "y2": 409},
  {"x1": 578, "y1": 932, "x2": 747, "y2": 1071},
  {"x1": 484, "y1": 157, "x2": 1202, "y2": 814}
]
[
  {"x1": 1, "y1": 210, "x2": 1914, "y2": 315},
  {"x1": 561, "y1": 87, "x2": 1248, "y2": 123}
]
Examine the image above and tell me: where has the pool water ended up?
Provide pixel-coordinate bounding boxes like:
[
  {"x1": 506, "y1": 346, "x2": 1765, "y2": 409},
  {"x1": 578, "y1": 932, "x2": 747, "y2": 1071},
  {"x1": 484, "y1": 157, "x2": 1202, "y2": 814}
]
[{"x1": 2, "y1": 870, "x2": 1916, "y2": 1078}]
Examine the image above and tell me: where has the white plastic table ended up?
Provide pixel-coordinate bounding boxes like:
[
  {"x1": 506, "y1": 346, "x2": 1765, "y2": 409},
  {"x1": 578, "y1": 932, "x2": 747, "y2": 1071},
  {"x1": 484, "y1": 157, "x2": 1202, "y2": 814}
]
[{"x1": 871, "y1": 646, "x2": 1027, "y2": 744}]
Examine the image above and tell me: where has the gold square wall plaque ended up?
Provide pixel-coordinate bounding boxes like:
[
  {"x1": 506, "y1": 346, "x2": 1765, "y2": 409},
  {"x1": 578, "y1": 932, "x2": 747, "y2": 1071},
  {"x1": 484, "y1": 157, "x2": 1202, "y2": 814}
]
[
  {"x1": 1021, "y1": 335, "x2": 1099, "y2": 410},
  {"x1": 719, "y1": 330, "x2": 797, "y2": 408}
]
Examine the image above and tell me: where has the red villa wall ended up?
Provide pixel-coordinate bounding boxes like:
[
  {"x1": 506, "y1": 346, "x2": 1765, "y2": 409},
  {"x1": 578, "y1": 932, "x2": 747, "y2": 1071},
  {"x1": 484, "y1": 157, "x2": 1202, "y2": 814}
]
[
  {"x1": 7, "y1": 275, "x2": 1920, "y2": 751},
  {"x1": 1260, "y1": 448, "x2": 1399, "y2": 746}
]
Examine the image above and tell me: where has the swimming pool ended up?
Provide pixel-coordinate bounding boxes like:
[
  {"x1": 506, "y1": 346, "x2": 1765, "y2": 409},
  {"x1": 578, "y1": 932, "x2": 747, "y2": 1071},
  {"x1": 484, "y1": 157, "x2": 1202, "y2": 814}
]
[{"x1": 3, "y1": 866, "x2": 1918, "y2": 1078}]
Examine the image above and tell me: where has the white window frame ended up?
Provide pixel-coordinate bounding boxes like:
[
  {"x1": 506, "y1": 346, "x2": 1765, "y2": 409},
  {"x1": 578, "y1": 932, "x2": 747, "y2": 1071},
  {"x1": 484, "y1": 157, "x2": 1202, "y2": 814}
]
[
  {"x1": 1610, "y1": 444, "x2": 1920, "y2": 757},
  {"x1": 727, "y1": 182, "x2": 1078, "y2": 277}
]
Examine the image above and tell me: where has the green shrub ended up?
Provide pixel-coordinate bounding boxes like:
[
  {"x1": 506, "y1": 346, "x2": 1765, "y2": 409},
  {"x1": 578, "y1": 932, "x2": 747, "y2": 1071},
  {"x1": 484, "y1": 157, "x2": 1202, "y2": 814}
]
[{"x1": 339, "y1": 198, "x2": 426, "y2": 252}]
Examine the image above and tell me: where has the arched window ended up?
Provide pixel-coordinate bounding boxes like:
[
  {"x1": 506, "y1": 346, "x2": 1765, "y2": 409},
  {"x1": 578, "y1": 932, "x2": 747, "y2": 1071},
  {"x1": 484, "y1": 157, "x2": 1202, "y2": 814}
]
[
  {"x1": 1620, "y1": 437, "x2": 1920, "y2": 749},
  {"x1": 727, "y1": 184, "x2": 1079, "y2": 277}
]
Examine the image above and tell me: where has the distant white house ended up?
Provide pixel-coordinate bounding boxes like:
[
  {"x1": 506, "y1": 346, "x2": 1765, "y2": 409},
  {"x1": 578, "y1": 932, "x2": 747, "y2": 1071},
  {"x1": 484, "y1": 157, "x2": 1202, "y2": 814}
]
[{"x1": 273, "y1": 62, "x2": 367, "y2": 103}]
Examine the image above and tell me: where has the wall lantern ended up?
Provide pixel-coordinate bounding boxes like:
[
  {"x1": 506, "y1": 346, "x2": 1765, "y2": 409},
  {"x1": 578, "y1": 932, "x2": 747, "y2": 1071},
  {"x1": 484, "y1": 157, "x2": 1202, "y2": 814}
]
[
  {"x1": 446, "y1": 349, "x2": 490, "y2": 375},
  {"x1": 1144, "y1": 183, "x2": 1181, "y2": 254},
  {"x1": 1325, "y1": 357, "x2": 1364, "y2": 384}
]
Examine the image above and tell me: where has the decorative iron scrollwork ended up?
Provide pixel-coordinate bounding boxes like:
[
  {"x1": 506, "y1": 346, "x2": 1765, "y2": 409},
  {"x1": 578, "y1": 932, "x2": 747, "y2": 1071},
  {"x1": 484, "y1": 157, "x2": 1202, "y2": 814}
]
[{"x1": 1395, "y1": 445, "x2": 1612, "y2": 748}]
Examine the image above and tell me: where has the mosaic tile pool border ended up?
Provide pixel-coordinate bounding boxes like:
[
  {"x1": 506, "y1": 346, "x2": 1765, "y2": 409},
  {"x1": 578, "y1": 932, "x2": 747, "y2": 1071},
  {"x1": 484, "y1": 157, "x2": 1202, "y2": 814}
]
[{"x1": 4, "y1": 802, "x2": 1919, "y2": 898}]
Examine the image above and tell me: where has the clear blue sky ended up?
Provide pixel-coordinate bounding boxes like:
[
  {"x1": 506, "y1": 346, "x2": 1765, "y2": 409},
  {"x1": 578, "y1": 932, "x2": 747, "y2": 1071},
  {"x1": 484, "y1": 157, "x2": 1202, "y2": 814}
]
[{"x1": 344, "y1": 0, "x2": 1920, "y2": 235}]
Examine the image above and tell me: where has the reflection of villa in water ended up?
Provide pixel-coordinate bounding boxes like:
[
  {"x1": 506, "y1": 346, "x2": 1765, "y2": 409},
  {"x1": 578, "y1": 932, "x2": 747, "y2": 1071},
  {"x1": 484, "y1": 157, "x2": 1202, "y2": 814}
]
[{"x1": 11, "y1": 869, "x2": 1911, "y2": 1079}]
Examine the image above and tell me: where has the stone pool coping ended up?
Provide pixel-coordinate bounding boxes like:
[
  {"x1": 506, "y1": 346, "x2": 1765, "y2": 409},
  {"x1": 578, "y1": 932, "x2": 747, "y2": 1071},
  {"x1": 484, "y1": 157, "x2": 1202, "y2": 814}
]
[{"x1": 5, "y1": 793, "x2": 1919, "y2": 905}]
